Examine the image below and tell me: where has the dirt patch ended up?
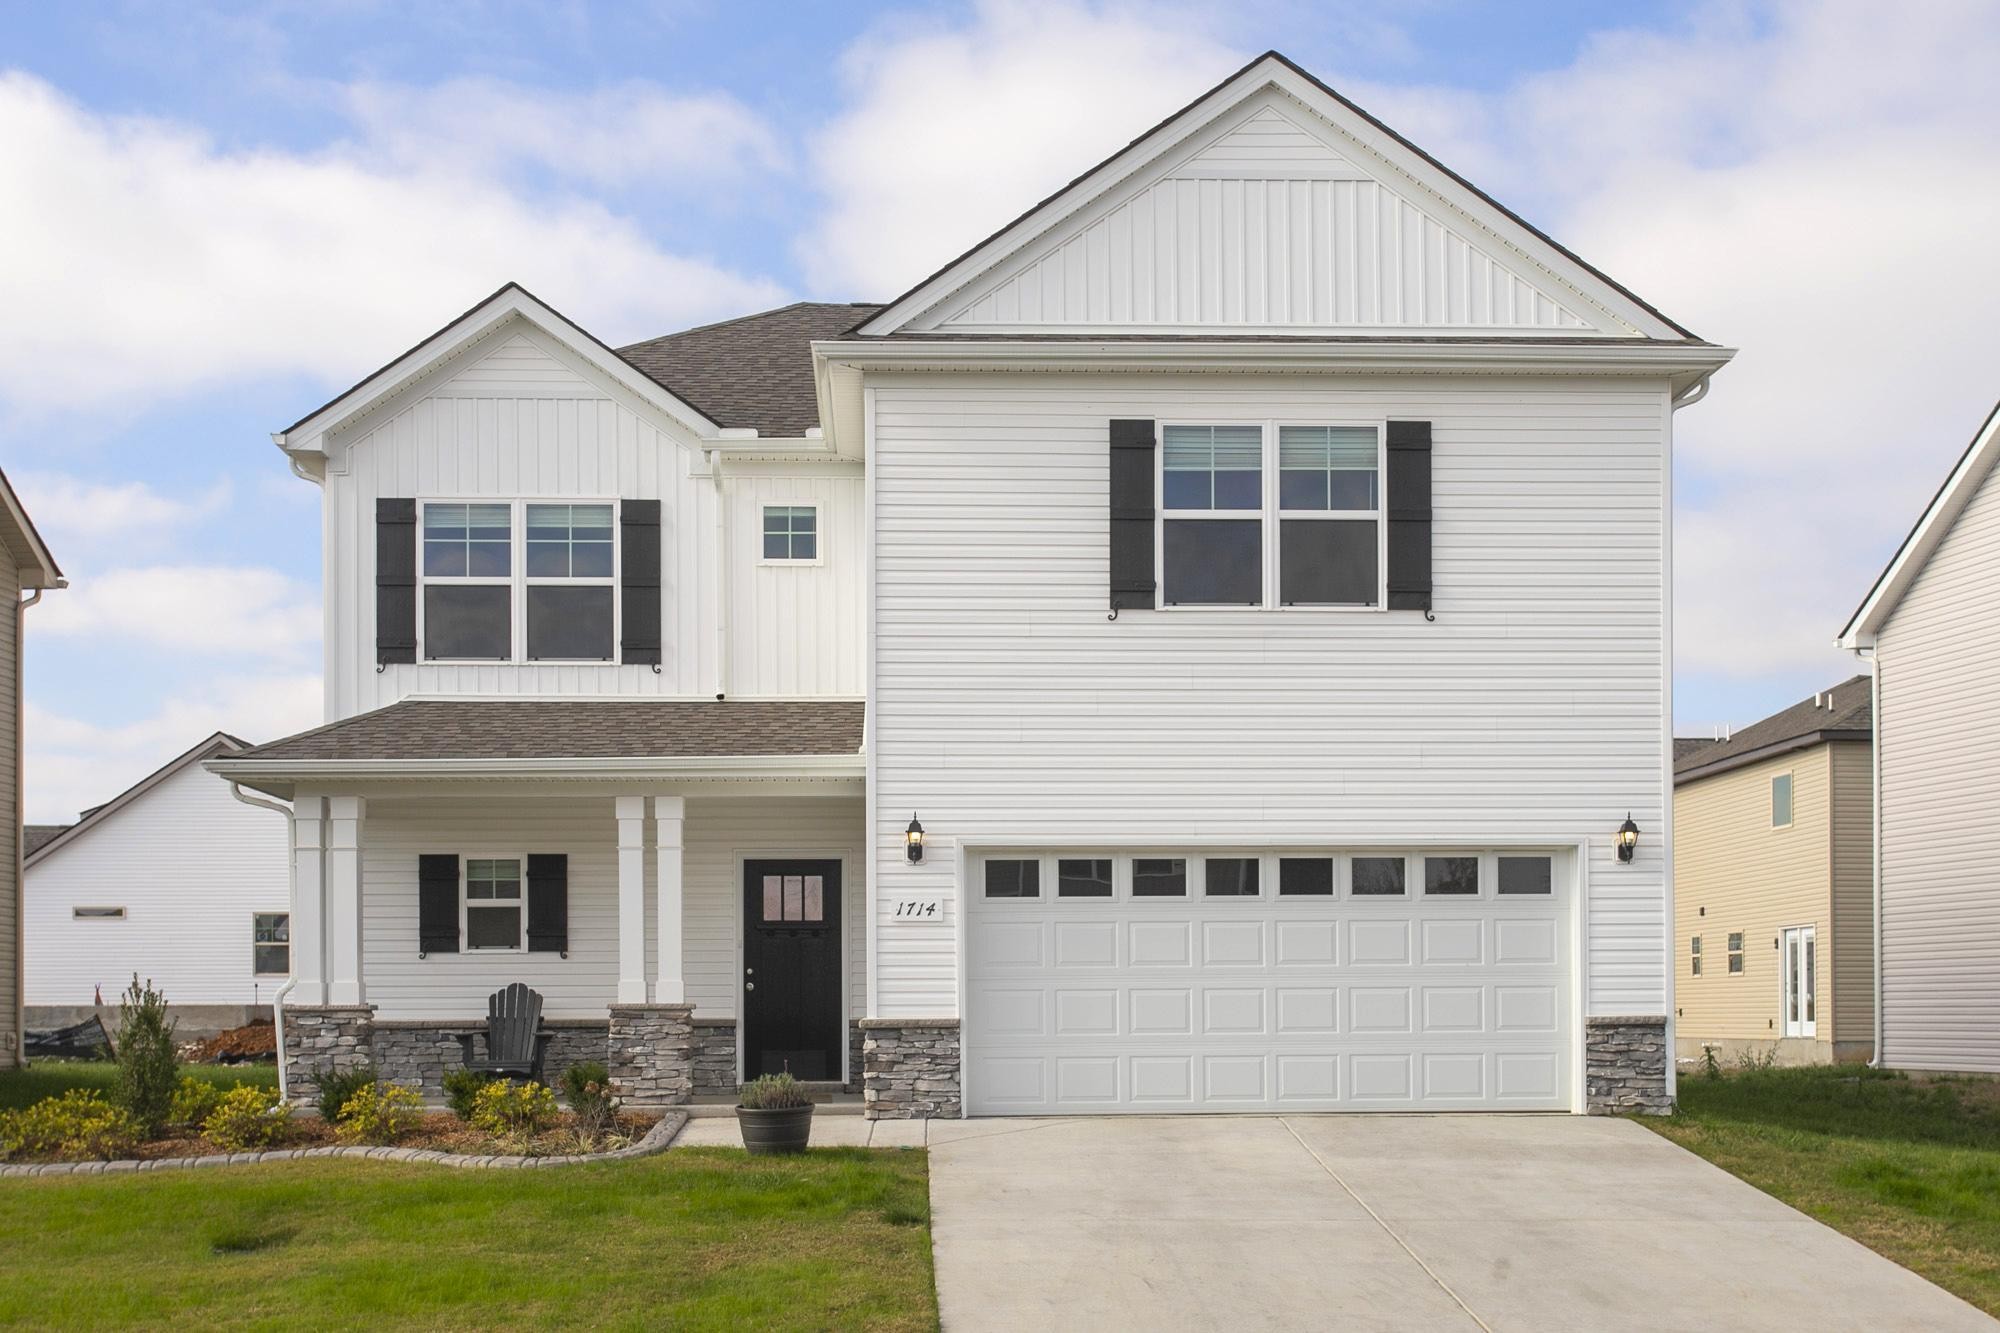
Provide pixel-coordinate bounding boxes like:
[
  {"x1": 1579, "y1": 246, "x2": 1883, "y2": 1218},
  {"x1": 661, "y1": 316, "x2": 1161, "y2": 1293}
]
[{"x1": 184, "y1": 1023, "x2": 277, "y2": 1064}]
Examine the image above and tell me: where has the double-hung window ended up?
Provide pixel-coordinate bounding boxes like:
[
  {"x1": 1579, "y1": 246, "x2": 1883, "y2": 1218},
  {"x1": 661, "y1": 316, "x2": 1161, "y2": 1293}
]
[
  {"x1": 420, "y1": 501, "x2": 616, "y2": 661},
  {"x1": 422, "y1": 503, "x2": 513, "y2": 660},
  {"x1": 1159, "y1": 422, "x2": 1383, "y2": 607},
  {"x1": 525, "y1": 504, "x2": 615, "y2": 660},
  {"x1": 464, "y1": 858, "x2": 524, "y2": 950},
  {"x1": 253, "y1": 913, "x2": 290, "y2": 976}
]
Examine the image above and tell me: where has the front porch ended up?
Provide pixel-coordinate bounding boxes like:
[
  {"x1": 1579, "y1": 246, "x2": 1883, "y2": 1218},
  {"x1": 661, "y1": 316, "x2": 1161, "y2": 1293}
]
[{"x1": 206, "y1": 698, "x2": 877, "y2": 1113}]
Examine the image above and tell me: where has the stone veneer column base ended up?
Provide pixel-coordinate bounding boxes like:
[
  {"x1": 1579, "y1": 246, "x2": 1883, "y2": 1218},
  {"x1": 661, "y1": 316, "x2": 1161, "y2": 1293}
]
[
  {"x1": 1586, "y1": 1015, "x2": 1672, "y2": 1115},
  {"x1": 280, "y1": 1005, "x2": 376, "y2": 1108},
  {"x1": 861, "y1": 1018, "x2": 961, "y2": 1120},
  {"x1": 608, "y1": 1005, "x2": 694, "y2": 1108}
]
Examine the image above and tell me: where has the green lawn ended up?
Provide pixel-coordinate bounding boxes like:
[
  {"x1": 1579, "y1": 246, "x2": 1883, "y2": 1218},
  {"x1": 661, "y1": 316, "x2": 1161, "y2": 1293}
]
[
  {"x1": 1648, "y1": 1064, "x2": 2000, "y2": 1316},
  {"x1": 0, "y1": 1145, "x2": 936, "y2": 1330},
  {"x1": 0, "y1": 1061, "x2": 275, "y2": 1111}
]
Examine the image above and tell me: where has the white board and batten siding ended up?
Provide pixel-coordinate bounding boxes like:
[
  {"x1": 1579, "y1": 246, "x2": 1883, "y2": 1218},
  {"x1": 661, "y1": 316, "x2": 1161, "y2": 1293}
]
[
  {"x1": 916, "y1": 94, "x2": 1606, "y2": 336},
  {"x1": 867, "y1": 374, "x2": 1674, "y2": 1028},
  {"x1": 320, "y1": 320, "x2": 862, "y2": 719},
  {"x1": 1875, "y1": 452, "x2": 2000, "y2": 1073},
  {"x1": 24, "y1": 759, "x2": 291, "y2": 1007},
  {"x1": 359, "y1": 795, "x2": 866, "y2": 1030}
]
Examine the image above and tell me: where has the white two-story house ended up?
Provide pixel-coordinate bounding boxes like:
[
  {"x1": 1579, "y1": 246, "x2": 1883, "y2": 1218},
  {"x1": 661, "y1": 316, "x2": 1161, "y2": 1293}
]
[{"x1": 214, "y1": 51, "x2": 1731, "y2": 1117}]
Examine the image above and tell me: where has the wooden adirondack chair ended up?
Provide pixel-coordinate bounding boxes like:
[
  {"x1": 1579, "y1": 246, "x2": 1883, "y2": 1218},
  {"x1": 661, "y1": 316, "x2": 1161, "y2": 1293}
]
[{"x1": 454, "y1": 983, "x2": 553, "y2": 1082}]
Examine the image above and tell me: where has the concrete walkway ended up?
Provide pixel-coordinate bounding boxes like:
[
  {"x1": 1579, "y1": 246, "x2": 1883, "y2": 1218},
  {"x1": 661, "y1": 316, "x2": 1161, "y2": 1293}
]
[{"x1": 923, "y1": 1114, "x2": 1996, "y2": 1333}]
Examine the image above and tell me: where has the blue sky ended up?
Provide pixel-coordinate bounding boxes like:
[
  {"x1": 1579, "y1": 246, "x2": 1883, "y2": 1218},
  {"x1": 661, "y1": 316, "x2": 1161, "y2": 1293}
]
[{"x1": 3, "y1": 0, "x2": 1996, "y2": 819}]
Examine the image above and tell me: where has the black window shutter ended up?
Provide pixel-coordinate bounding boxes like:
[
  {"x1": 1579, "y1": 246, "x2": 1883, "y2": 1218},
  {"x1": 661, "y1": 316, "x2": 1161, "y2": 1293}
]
[
  {"x1": 526, "y1": 854, "x2": 568, "y2": 955},
  {"x1": 418, "y1": 854, "x2": 460, "y2": 956},
  {"x1": 376, "y1": 498, "x2": 418, "y2": 665},
  {"x1": 1386, "y1": 420, "x2": 1433, "y2": 617},
  {"x1": 620, "y1": 500, "x2": 662, "y2": 667},
  {"x1": 1108, "y1": 419, "x2": 1157, "y2": 613}
]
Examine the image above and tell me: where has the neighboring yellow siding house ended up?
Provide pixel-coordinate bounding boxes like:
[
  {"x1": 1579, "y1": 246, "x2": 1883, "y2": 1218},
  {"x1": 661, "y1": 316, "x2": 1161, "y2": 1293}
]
[{"x1": 1674, "y1": 676, "x2": 1874, "y2": 1065}]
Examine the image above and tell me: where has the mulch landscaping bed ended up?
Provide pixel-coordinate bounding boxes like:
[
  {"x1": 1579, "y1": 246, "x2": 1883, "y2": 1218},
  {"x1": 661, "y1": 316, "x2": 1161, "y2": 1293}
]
[{"x1": 5, "y1": 1111, "x2": 655, "y2": 1166}]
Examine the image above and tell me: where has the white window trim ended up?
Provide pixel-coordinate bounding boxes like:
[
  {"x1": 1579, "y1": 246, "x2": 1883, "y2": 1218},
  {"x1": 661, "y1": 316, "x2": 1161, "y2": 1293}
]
[
  {"x1": 759, "y1": 501, "x2": 825, "y2": 567},
  {"x1": 1770, "y1": 771, "x2": 1795, "y2": 830},
  {"x1": 1155, "y1": 418, "x2": 1388, "y2": 612},
  {"x1": 461, "y1": 853, "x2": 527, "y2": 953},
  {"x1": 417, "y1": 498, "x2": 622, "y2": 665},
  {"x1": 252, "y1": 910, "x2": 291, "y2": 977}
]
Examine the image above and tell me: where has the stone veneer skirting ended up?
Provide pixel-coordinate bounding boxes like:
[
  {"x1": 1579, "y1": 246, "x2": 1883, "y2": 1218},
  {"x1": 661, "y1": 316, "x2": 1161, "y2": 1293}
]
[
  {"x1": 372, "y1": 1021, "x2": 610, "y2": 1103},
  {"x1": 607, "y1": 1005, "x2": 694, "y2": 1108},
  {"x1": 1586, "y1": 1015, "x2": 1672, "y2": 1115},
  {"x1": 860, "y1": 1018, "x2": 960, "y2": 1120},
  {"x1": 692, "y1": 1018, "x2": 867, "y2": 1095}
]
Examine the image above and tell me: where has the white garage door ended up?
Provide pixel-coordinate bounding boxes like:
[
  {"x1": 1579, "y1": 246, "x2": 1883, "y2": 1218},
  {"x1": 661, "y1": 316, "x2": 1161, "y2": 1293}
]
[{"x1": 965, "y1": 850, "x2": 1573, "y2": 1114}]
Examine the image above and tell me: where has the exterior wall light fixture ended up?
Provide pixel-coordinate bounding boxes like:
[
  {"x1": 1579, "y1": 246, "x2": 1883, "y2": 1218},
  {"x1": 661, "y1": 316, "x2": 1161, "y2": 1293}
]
[
  {"x1": 1616, "y1": 814, "x2": 1641, "y2": 863},
  {"x1": 905, "y1": 814, "x2": 925, "y2": 863}
]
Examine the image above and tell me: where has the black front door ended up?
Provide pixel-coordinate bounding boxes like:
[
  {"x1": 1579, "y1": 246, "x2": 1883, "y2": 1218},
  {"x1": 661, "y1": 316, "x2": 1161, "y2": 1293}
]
[{"x1": 742, "y1": 859, "x2": 843, "y2": 1081}]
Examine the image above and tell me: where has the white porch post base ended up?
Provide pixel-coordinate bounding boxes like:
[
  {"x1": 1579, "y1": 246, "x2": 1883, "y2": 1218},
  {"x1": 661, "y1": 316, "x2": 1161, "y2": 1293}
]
[
  {"x1": 324, "y1": 795, "x2": 366, "y2": 1007},
  {"x1": 654, "y1": 796, "x2": 686, "y2": 1006},
  {"x1": 289, "y1": 796, "x2": 328, "y2": 1007},
  {"x1": 616, "y1": 795, "x2": 649, "y2": 1004}
]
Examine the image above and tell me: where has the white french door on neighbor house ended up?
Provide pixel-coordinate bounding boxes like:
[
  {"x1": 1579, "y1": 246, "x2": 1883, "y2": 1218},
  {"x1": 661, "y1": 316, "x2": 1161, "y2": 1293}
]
[{"x1": 1782, "y1": 925, "x2": 1817, "y2": 1038}]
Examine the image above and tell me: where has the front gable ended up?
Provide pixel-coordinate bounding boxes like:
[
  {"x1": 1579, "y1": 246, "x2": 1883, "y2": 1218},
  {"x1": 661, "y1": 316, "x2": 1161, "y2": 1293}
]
[{"x1": 862, "y1": 53, "x2": 1691, "y2": 340}]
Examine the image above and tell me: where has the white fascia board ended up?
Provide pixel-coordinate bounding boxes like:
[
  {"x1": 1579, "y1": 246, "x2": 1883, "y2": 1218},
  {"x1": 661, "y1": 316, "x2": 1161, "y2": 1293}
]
[
  {"x1": 857, "y1": 55, "x2": 1689, "y2": 342},
  {"x1": 0, "y1": 471, "x2": 62, "y2": 588},
  {"x1": 816, "y1": 338, "x2": 1733, "y2": 391},
  {"x1": 1840, "y1": 397, "x2": 2000, "y2": 647},
  {"x1": 205, "y1": 753, "x2": 865, "y2": 785},
  {"x1": 274, "y1": 285, "x2": 721, "y2": 454}
]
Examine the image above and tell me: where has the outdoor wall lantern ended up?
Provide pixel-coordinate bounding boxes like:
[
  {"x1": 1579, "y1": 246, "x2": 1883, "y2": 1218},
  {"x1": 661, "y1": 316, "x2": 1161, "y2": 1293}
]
[
  {"x1": 1616, "y1": 814, "x2": 1641, "y2": 863},
  {"x1": 905, "y1": 814, "x2": 926, "y2": 863}
]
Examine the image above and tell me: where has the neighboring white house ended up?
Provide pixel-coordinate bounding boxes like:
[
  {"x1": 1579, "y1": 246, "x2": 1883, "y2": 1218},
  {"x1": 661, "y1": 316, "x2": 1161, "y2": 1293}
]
[
  {"x1": 1840, "y1": 398, "x2": 2000, "y2": 1073},
  {"x1": 25, "y1": 733, "x2": 293, "y2": 1038},
  {"x1": 212, "y1": 50, "x2": 1732, "y2": 1117}
]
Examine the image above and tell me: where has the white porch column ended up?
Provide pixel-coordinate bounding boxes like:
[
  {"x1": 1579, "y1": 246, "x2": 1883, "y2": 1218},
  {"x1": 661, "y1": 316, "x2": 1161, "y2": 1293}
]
[
  {"x1": 653, "y1": 796, "x2": 686, "y2": 1005},
  {"x1": 325, "y1": 795, "x2": 366, "y2": 1006},
  {"x1": 290, "y1": 796, "x2": 327, "y2": 1006},
  {"x1": 616, "y1": 796, "x2": 649, "y2": 1003}
]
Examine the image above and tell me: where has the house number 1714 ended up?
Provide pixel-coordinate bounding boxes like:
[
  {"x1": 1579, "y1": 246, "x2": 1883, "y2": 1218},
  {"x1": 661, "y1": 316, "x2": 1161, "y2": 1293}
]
[{"x1": 892, "y1": 900, "x2": 939, "y2": 918}]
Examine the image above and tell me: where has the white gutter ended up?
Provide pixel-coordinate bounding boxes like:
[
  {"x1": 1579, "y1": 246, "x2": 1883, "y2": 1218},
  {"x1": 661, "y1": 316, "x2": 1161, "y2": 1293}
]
[{"x1": 229, "y1": 782, "x2": 296, "y2": 1099}]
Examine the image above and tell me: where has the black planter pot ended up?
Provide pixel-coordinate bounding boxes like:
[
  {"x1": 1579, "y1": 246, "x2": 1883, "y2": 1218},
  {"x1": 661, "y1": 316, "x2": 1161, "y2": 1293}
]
[{"x1": 736, "y1": 1104, "x2": 814, "y2": 1154}]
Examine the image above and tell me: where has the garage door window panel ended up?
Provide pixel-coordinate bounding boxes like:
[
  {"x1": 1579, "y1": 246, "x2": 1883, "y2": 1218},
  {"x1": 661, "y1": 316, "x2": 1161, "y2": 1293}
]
[
  {"x1": 1133, "y1": 858, "x2": 1188, "y2": 897},
  {"x1": 1278, "y1": 857, "x2": 1333, "y2": 896},
  {"x1": 984, "y1": 859, "x2": 1041, "y2": 899},
  {"x1": 1204, "y1": 858, "x2": 1260, "y2": 897},
  {"x1": 1351, "y1": 856, "x2": 1408, "y2": 896},
  {"x1": 1057, "y1": 858, "x2": 1113, "y2": 898},
  {"x1": 1424, "y1": 856, "x2": 1480, "y2": 896},
  {"x1": 1497, "y1": 856, "x2": 1553, "y2": 895}
]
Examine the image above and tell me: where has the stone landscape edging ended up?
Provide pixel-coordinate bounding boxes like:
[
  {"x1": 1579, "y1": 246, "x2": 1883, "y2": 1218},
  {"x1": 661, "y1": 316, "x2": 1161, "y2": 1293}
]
[{"x1": 0, "y1": 1110, "x2": 688, "y2": 1178}]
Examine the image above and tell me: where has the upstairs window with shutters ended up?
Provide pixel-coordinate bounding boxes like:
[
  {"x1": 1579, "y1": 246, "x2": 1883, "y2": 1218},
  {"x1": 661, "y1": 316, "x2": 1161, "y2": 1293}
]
[
  {"x1": 525, "y1": 503, "x2": 615, "y2": 661},
  {"x1": 422, "y1": 503, "x2": 513, "y2": 660},
  {"x1": 1156, "y1": 422, "x2": 1384, "y2": 608},
  {"x1": 417, "y1": 500, "x2": 619, "y2": 662}
]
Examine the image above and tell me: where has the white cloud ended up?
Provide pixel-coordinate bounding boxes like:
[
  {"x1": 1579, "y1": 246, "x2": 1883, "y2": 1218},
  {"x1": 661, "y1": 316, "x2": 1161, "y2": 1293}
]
[
  {"x1": 800, "y1": 1, "x2": 1243, "y2": 296},
  {"x1": 0, "y1": 71, "x2": 789, "y2": 414},
  {"x1": 33, "y1": 565, "x2": 319, "y2": 662},
  {"x1": 9, "y1": 472, "x2": 231, "y2": 560},
  {"x1": 24, "y1": 672, "x2": 321, "y2": 824},
  {"x1": 341, "y1": 77, "x2": 787, "y2": 189}
]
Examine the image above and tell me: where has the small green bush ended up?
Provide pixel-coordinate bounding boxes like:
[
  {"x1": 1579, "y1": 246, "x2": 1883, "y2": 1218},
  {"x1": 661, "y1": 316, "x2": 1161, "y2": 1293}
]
[
  {"x1": 739, "y1": 1072, "x2": 812, "y2": 1110},
  {"x1": 169, "y1": 1075, "x2": 223, "y2": 1127},
  {"x1": 313, "y1": 1064, "x2": 379, "y2": 1124},
  {"x1": 443, "y1": 1067, "x2": 497, "y2": 1121},
  {"x1": 114, "y1": 975, "x2": 179, "y2": 1136},
  {"x1": 0, "y1": 1089, "x2": 143, "y2": 1161},
  {"x1": 561, "y1": 1061, "x2": 619, "y2": 1137},
  {"x1": 203, "y1": 1086, "x2": 293, "y2": 1152},
  {"x1": 469, "y1": 1080, "x2": 557, "y2": 1137},
  {"x1": 333, "y1": 1083, "x2": 425, "y2": 1146}
]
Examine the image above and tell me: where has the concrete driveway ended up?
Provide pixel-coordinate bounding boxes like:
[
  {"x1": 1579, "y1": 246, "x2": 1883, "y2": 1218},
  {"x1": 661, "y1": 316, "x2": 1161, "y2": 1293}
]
[{"x1": 924, "y1": 1114, "x2": 1994, "y2": 1332}]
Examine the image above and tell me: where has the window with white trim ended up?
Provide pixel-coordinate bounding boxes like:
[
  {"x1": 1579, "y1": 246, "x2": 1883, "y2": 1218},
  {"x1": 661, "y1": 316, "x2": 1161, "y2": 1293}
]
[
  {"x1": 464, "y1": 858, "x2": 524, "y2": 950},
  {"x1": 762, "y1": 505, "x2": 819, "y2": 562},
  {"x1": 253, "y1": 912, "x2": 290, "y2": 976},
  {"x1": 1771, "y1": 773, "x2": 1793, "y2": 828},
  {"x1": 422, "y1": 503, "x2": 513, "y2": 660},
  {"x1": 72, "y1": 906, "x2": 125, "y2": 920},
  {"x1": 1159, "y1": 422, "x2": 1383, "y2": 607},
  {"x1": 420, "y1": 501, "x2": 617, "y2": 662}
]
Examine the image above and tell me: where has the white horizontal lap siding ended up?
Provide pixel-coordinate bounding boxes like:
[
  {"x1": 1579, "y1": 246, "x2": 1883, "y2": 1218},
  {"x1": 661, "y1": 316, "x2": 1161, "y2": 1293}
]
[
  {"x1": 323, "y1": 324, "x2": 719, "y2": 719},
  {"x1": 725, "y1": 470, "x2": 866, "y2": 697},
  {"x1": 360, "y1": 795, "x2": 866, "y2": 1024},
  {"x1": 868, "y1": 374, "x2": 1670, "y2": 1019},
  {"x1": 0, "y1": 545, "x2": 17, "y2": 1058},
  {"x1": 1876, "y1": 455, "x2": 2000, "y2": 1073},
  {"x1": 24, "y1": 763, "x2": 291, "y2": 1007}
]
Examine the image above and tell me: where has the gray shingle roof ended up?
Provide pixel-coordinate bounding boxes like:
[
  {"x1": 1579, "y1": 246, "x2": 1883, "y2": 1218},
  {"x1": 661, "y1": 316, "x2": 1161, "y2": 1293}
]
[
  {"x1": 23, "y1": 824, "x2": 70, "y2": 857},
  {"x1": 1674, "y1": 675, "x2": 1872, "y2": 783},
  {"x1": 231, "y1": 699, "x2": 864, "y2": 763},
  {"x1": 1672, "y1": 737, "x2": 1715, "y2": 763},
  {"x1": 620, "y1": 302, "x2": 883, "y2": 438}
]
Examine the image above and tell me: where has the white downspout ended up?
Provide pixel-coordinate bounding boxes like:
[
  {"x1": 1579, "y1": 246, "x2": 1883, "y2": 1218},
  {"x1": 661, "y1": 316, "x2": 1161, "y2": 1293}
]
[{"x1": 230, "y1": 781, "x2": 297, "y2": 1099}]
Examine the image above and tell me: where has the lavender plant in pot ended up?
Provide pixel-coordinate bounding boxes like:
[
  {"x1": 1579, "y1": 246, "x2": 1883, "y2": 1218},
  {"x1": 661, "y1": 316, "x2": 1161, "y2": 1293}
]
[{"x1": 736, "y1": 1072, "x2": 814, "y2": 1154}]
